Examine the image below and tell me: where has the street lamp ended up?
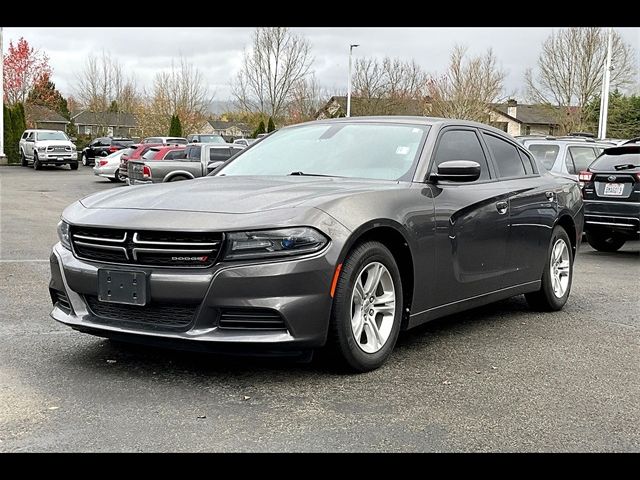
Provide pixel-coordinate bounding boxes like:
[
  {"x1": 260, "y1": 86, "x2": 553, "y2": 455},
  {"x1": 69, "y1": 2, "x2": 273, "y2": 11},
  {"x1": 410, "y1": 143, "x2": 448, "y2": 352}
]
[{"x1": 346, "y1": 44, "x2": 359, "y2": 118}]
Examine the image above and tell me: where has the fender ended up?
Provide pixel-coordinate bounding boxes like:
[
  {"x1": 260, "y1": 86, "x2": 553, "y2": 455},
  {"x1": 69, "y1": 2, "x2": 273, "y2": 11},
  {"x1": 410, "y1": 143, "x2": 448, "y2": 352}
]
[{"x1": 163, "y1": 170, "x2": 195, "y2": 182}]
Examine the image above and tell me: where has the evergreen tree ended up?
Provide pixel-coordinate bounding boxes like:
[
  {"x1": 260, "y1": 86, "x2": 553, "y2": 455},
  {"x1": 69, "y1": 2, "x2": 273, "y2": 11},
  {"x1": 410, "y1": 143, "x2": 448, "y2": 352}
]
[
  {"x1": 252, "y1": 120, "x2": 266, "y2": 138},
  {"x1": 585, "y1": 90, "x2": 640, "y2": 139},
  {"x1": 267, "y1": 117, "x2": 276, "y2": 132},
  {"x1": 168, "y1": 114, "x2": 183, "y2": 136},
  {"x1": 3, "y1": 104, "x2": 17, "y2": 163},
  {"x1": 108, "y1": 100, "x2": 119, "y2": 113}
]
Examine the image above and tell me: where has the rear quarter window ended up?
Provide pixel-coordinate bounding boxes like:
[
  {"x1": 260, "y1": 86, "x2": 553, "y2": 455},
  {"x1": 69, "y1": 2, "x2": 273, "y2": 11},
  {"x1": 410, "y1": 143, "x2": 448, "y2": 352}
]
[{"x1": 528, "y1": 144, "x2": 560, "y2": 170}]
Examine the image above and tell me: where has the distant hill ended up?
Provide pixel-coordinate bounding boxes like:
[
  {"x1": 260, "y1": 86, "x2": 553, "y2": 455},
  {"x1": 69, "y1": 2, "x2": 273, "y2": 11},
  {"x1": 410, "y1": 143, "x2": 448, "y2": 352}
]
[{"x1": 208, "y1": 100, "x2": 236, "y2": 114}]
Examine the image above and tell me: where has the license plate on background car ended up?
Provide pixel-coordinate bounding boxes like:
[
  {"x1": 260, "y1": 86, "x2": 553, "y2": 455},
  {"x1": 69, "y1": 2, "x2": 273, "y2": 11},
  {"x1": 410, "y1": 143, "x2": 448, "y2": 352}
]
[
  {"x1": 603, "y1": 183, "x2": 624, "y2": 196},
  {"x1": 97, "y1": 269, "x2": 147, "y2": 305}
]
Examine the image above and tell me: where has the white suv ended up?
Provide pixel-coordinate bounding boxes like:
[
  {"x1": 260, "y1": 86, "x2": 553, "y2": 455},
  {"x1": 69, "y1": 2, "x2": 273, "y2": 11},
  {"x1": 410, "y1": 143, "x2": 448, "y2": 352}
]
[{"x1": 19, "y1": 129, "x2": 78, "y2": 170}]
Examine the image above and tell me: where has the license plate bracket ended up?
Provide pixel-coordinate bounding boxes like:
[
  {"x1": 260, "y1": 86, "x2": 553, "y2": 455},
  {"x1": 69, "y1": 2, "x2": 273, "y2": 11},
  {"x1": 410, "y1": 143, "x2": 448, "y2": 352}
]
[
  {"x1": 603, "y1": 183, "x2": 624, "y2": 196},
  {"x1": 98, "y1": 269, "x2": 147, "y2": 306}
]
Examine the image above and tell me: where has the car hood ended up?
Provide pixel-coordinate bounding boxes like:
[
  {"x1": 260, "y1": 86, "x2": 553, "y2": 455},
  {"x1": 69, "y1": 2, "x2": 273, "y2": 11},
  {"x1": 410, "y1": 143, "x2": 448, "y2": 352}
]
[
  {"x1": 80, "y1": 175, "x2": 403, "y2": 213},
  {"x1": 35, "y1": 139, "x2": 74, "y2": 147}
]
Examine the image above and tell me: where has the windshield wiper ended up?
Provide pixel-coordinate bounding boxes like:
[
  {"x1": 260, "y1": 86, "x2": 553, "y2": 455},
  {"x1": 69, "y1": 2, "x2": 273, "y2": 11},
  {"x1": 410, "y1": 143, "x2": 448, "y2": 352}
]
[
  {"x1": 289, "y1": 171, "x2": 339, "y2": 177},
  {"x1": 614, "y1": 164, "x2": 640, "y2": 170}
]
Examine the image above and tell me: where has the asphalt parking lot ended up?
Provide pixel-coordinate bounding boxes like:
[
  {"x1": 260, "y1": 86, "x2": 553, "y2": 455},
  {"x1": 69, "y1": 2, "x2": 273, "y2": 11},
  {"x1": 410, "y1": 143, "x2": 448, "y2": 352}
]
[{"x1": 0, "y1": 165, "x2": 638, "y2": 452}]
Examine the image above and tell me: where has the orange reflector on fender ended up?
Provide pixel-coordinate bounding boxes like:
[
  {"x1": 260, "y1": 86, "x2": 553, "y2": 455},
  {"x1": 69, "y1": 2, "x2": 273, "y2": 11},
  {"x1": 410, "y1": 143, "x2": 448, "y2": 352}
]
[{"x1": 330, "y1": 263, "x2": 343, "y2": 298}]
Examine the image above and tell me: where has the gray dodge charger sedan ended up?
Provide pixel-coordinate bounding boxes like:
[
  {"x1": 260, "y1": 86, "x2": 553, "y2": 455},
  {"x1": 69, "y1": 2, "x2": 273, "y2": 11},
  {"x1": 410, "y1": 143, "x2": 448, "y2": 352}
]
[{"x1": 50, "y1": 117, "x2": 584, "y2": 371}]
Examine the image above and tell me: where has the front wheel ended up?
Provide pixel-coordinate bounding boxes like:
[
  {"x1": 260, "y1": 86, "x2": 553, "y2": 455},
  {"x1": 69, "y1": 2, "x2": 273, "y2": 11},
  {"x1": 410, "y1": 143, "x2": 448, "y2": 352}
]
[
  {"x1": 585, "y1": 231, "x2": 625, "y2": 252},
  {"x1": 525, "y1": 226, "x2": 573, "y2": 311},
  {"x1": 326, "y1": 241, "x2": 403, "y2": 372},
  {"x1": 69, "y1": 162, "x2": 78, "y2": 170},
  {"x1": 33, "y1": 153, "x2": 42, "y2": 170}
]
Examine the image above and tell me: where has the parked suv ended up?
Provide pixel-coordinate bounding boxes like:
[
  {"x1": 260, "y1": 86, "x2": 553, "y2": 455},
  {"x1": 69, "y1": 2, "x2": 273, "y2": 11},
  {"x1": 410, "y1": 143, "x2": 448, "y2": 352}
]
[
  {"x1": 186, "y1": 134, "x2": 225, "y2": 144},
  {"x1": 81, "y1": 137, "x2": 134, "y2": 166},
  {"x1": 141, "y1": 136, "x2": 188, "y2": 145},
  {"x1": 580, "y1": 144, "x2": 640, "y2": 251},
  {"x1": 19, "y1": 129, "x2": 78, "y2": 170},
  {"x1": 518, "y1": 137, "x2": 614, "y2": 181}
]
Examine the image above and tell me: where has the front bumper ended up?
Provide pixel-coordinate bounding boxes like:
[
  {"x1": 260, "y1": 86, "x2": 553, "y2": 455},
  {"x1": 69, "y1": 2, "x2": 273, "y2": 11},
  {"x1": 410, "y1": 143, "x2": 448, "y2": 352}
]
[
  {"x1": 583, "y1": 200, "x2": 640, "y2": 236},
  {"x1": 38, "y1": 153, "x2": 76, "y2": 164},
  {"x1": 49, "y1": 238, "x2": 342, "y2": 350}
]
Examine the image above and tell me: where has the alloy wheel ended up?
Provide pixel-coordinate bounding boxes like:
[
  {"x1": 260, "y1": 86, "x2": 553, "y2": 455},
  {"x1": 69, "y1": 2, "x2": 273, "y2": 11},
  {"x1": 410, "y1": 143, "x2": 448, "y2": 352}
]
[
  {"x1": 550, "y1": 239, "x2": 570, "y2": 298},
  {"x1": 350, "y1": 262, "x2": 396, "y2": 354}
]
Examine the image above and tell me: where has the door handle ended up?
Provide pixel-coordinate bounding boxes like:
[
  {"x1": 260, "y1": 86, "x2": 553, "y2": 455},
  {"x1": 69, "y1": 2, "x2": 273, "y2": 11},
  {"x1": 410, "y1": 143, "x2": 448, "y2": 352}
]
[
  {"x1": 545, "y1": 191, "x2": 555, "y2": 201},
  {"x1": 496, "y1": 201, "x2": 508, "y2": 214}
]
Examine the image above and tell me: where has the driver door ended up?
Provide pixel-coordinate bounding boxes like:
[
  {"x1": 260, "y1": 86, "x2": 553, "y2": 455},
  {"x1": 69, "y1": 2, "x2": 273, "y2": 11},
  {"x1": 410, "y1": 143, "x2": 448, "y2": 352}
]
[{"x1": 428, "y1": 127, "x2": 512, "y2": 306}]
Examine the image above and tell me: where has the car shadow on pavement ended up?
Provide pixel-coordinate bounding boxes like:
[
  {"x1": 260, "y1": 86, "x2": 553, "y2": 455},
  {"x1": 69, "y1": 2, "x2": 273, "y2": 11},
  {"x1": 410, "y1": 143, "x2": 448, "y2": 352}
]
[{"x1": 54, "y1": 295, "x2": 534, "y2": 378}]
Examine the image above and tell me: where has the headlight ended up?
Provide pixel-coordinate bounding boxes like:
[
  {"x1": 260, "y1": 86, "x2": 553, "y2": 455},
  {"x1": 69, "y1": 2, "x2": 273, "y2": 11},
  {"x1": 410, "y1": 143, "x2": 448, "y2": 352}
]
[
  {"x1": 37, "y1": 146, "x2": 46, "y2": 151},
  {"x1": 224, "y1": 227, "x2": 328, "y2": 260},
  {"x1": 57, "y1": 220, "x2": 71, "y2": 250},
  {"x1": 71, "y1": 145, "x2": 77, "y2": 151}
]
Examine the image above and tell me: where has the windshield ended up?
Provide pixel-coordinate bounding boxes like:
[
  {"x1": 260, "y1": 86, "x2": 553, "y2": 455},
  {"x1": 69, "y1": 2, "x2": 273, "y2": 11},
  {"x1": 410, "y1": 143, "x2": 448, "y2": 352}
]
[
  {"x1": 197, "y1": 135, "x2": 225, "y2": 143},
  {"x1": 142, "y1": 149, "x2": 160, "y2": 160},
  {"x1": 167, "y1": 138, "x2": 188, "y2": 145},
  {"x1": 216, "y1": 122, "x2": 429, "y2": 181},
  {"x1": 36, "y1": 131, "x2": 69, "y2": 141},
  {"x1": 527, "y1": 144, "x2": 559, "y2": 170}
]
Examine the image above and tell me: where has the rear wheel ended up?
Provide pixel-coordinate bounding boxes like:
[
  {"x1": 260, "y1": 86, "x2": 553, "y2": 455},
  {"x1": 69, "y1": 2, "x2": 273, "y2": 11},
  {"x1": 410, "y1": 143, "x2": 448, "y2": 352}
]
[
  {"x1": 21, "y1": 151, "x2": 28, "y2": 167},
  {"x1": 326, "y1": 241, "x2": 403, "y2": 372},
  {"x1": 168, "y1": 175, "x2": 189, "y2": 182},
  {"x1": 525, "y1": 226, "x2": 573, "y2": 311},
  {"x1": 33, "y1": 153, "x2": 42, "y2": 170},
  {"x1": 585, "y1": 231, "x2": 625, "y2": 252},
  {"x1": 81, "y1": 153, "x2": 88, "y2": 166},
  {"x1": 115, "y1": 170, "x2": 125, "y2": 182}
]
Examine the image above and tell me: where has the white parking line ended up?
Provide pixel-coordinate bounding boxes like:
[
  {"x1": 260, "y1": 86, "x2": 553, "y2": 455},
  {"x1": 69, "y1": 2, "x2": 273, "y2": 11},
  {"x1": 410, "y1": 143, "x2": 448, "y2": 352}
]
[{"x1": 0, "y1": 259, "x2": 50, "y2": 263}]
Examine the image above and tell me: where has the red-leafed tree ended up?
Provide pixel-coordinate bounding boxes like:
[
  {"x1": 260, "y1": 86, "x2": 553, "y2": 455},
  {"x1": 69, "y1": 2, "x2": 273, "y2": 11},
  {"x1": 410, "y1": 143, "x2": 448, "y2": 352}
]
[
  {"x1": 27, "y1": 72, "x2": 70, "y2": 119},
  {"x1": 3, "y1": 37, "x2": 52, "y2": 105}
]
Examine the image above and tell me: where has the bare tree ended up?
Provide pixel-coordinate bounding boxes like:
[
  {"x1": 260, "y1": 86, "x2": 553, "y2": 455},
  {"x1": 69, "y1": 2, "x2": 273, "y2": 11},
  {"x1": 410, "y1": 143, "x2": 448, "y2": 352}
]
[
  {"x1": 286, "y1": 75, "x2": 328, "y2": 124},
  {"x1": 73, "y1": 51, "x2": 138, "y2": 133},
  {"x1": 350, "y1": 56, "x2": 430, "y2": 115},
  {"x1": 525, "y1": 27, "x2": 636, "y2": 132},
  {"x1": 233, "y1": 27, "x2": 313, "y2": 119},
  {"x1": 140, "y1": 57, "x2": 212, "y2": 136},
  {"x1": 427, "y1": 46, "x2": 506, "y2": 122}
]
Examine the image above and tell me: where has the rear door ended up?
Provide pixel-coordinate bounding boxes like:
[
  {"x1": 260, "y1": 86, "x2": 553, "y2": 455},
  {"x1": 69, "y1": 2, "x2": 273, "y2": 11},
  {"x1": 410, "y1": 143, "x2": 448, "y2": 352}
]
[
  {"x1": 428, "y1": 127, "x2": 512, "y2": 304},
  {"x1": 481, "y1": 131, "x2": 557, "y2": 287}
]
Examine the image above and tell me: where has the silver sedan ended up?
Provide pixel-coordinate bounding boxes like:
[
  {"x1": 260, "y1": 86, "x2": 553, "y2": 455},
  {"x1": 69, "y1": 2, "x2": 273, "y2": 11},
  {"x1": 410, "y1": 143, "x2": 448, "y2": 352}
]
[{"x1": 92, "y1": 149, "x2": 130, "y2": 182}]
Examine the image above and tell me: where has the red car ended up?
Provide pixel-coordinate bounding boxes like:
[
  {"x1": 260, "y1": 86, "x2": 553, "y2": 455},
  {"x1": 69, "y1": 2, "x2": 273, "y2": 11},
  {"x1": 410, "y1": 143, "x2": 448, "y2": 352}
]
[
  {"x1": 140, "y1": 146, "x2": 187, "y2": 161},
  {"x1": 119, "y1": 143, "x2": 161, "y2": 180}
]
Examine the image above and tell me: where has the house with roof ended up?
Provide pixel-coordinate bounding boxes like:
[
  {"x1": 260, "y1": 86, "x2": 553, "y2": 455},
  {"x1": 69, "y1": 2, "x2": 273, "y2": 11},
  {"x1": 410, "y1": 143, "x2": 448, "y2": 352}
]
[
  {"x1": 198, "y1": 119, "x2": 253, "y2": 141},
  {"x1": 72, "y1": 111, "x2": 138, "y2": 137},
  {"x1": 25, "y1": 104, "x2": 70, "y2": 132},
  {"x1": 488, "y1": 100, "x2": 568, "y2": 136}
]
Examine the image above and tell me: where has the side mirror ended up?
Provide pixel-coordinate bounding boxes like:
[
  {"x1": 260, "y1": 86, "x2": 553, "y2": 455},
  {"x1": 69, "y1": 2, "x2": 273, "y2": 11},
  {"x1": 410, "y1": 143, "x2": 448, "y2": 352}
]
[
  {"x1": 431, "y1": 160, "x2": 481, "y2": 182},
  {"x1": 206, "y1": 160, "x2": 224, "y2": 172}
]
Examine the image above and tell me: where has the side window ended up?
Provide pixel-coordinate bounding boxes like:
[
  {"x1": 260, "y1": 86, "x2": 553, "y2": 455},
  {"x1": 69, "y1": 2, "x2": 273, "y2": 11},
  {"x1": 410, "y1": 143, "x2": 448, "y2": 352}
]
[
  {"x1": 230, "y1": 147, "x2": 244, "y2": 156},
  {"x1": 567, "y1": 147, "x2": 598, "y2": 174},
  {"x1": 518, "y1": 149, "x2": 536, "y2": 175},
  {"x1": 483, "y1": 133, "x2": 526, "y2": 178},
  {"x1": 433, "y1": 129, "x2": 490, "y2": 181},
  {"x1": 164, "y1": 150, "x2": 186, "y2": 160},
  {"x1": 21, "y1": 132, "x2": 28, "y2": 140},
  {"x1": 26, "y1": 132, "x2": 34, "y2": 140},
  {"x1": 210, "y1": 148, "x2": 232, "y2": 162},
  {"x1": 186, "y1": 145, "x2": 202, "y2": 161}
]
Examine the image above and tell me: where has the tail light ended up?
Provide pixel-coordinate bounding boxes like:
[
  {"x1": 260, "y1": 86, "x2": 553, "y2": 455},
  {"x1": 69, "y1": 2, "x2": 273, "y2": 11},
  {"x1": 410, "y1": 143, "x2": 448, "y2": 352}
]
[
  {"x1": 98, "y1": 160, "x2": 109, "y2": 167},
  {"x1": 142, "y1": 165, "x2": 152, "y2": 178},
  {"x1": 108, "y1": 146, "x2": 118, "y2": 153},
  {"x1": 636, "y1": 173, "x2": 640, "y2": 181},
  {"x1": 578, "y1": 171, "x2": 592, "y2": 182}
]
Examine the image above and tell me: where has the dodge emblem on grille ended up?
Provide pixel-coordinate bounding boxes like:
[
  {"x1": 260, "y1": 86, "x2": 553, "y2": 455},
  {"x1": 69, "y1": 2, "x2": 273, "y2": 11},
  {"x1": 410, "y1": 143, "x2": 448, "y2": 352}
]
[{"x1": 171, "y1": 256, "x2": 209, "y2": 262}]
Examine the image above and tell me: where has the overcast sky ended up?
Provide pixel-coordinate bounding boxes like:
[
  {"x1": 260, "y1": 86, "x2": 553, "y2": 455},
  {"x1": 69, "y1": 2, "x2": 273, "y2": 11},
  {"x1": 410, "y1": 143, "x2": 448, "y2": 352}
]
[{"x1": 4, "y1": 27, "x2": 639, "y2": 103}]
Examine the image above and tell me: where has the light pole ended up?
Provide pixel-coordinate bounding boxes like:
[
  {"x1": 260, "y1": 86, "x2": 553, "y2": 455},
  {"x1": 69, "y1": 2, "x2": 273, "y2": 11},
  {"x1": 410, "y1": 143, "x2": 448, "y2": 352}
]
[
  {"x1": 346, "y1": 44, "x2": 359, "y2": 117},
  {"x1": 598, "y1": 27, "x2": 613, "y2": 140}
]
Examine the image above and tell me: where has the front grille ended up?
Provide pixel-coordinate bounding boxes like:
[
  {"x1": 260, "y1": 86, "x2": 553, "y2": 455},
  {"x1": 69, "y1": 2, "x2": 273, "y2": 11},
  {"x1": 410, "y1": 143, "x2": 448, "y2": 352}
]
[
  {"x1": 85, "y1": 295, "x2": 197, "y2": 330},
  {"x1": 47, "y1": 145, "x2": 71, "y2": 152},
  {"x1": 218, "y1": 308, "x2": 287, "y2": 331},
  {"x1": 70, "y1": 226, "x2": 223, "y2": 268},
  {"x1": 51, "y1": 289, "x2": 72, "y2": 313}
]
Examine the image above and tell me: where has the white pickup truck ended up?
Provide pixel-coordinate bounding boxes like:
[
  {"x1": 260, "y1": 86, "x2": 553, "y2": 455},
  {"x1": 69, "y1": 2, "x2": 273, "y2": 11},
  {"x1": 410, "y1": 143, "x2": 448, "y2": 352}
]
[{"x1": 19, "y1": 129, "x2": 78, "y2": 170}]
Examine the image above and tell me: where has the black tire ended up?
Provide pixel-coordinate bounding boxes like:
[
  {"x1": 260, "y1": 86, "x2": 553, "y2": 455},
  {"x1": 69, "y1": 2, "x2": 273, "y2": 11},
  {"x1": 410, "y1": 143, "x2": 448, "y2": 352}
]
[
  {"x1": 21, "y1": 151, "x2": 28, "y2": 167},
  {"x1": 168, "y1": 175, "x2": 189, "y2": 182},
  {"x1": 326, "y1": 241, "x2": 403, "y2": 372},
  {"x1": 115, "y1": 170, "x2": 125, "y2": 182},
  {"x1": 69, "y1": 162, "x2": 79, "y2": 170},
  {"x1": 585, "y1": 231, "x2": 625, "y2": 252},
  {"x1": 108, "y1": 177, "x2": 119, "y2": 182},
  {"x1": 525, "y1": 226, "x2": 573, "y2": 311},
  {"x1": 33, "y1": 153, "x2": 42, "y2": 170}
]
